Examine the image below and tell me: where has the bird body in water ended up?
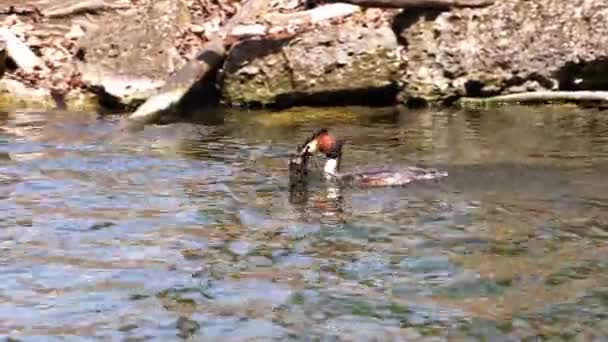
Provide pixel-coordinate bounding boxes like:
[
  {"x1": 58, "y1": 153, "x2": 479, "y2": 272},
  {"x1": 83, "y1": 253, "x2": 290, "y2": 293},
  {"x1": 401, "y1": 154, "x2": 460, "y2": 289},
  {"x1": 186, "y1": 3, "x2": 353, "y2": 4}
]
[{"x1": 297, "y1": 128, "x2": 447, "y2": 187}]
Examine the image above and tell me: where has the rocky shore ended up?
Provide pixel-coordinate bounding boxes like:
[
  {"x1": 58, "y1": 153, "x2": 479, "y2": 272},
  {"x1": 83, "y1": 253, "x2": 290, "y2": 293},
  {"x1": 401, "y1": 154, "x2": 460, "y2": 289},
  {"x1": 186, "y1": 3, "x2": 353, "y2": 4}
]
[{"x1": 1, "y1": 0, "x2": 607, "y2": 117}]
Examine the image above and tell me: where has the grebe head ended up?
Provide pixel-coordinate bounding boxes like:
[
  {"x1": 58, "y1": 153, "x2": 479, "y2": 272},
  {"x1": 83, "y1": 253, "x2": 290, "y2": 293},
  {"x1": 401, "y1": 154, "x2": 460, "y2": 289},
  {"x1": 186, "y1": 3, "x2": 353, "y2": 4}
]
[
  {"x1": 298, "y1": 129, "x2": 344, "y2": 178},
  {"x1": 301, "y1": 128, "x2": 334, "y2": 155}
]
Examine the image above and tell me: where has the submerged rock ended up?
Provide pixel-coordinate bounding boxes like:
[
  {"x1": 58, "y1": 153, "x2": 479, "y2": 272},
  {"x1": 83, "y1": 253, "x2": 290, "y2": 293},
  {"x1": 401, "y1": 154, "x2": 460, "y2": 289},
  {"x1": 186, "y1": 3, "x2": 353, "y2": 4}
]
[
  {"x1": 221, "y1": 23, "x2": 401, "y2": 107},
  {"x1": 397, "y1": 0, "x2": 608, "y2": 104},
  {"x1": 76, "y1": 0, "x2": 190, "y2": 108}
]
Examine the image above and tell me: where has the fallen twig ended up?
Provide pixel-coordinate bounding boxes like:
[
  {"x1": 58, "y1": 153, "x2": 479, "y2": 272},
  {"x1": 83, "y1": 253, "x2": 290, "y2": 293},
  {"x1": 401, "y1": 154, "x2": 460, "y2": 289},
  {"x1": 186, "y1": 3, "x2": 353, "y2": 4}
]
[
  {"x1": 458, "y1": 91, "x2": 608, "y2": 106},
  {"x1": 43, "y1": 1, "x2": 131, "y2": 18}
]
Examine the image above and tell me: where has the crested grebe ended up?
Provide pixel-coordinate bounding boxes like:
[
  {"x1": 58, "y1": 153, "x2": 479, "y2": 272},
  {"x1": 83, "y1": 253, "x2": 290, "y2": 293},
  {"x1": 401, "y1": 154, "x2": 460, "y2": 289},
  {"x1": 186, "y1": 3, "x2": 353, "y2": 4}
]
[{"x1": 298, "y1": 128, "x2": 448, "y2": 187}]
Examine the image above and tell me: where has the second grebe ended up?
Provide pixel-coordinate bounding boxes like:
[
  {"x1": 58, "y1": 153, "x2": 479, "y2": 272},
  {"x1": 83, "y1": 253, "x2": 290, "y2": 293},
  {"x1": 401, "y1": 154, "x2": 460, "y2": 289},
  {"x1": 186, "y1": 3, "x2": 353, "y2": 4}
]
[{"x1": 298, "y1": 128, "x2": 448, "y2": 187}]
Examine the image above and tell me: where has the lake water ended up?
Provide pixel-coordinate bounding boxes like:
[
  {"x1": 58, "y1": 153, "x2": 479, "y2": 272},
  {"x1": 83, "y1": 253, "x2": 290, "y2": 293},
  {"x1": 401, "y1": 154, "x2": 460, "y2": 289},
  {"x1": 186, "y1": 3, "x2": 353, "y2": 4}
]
[{"x1": 1, "y1": 105, "x2": 608, "y2": 340}]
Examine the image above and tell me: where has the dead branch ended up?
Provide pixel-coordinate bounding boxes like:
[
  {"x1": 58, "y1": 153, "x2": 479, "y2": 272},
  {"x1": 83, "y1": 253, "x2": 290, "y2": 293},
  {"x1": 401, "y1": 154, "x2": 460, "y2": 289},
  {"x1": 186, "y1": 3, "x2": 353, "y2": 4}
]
[
  {"x1": 43, "y1": 1, "x2": 130, "y2": 18},
  {"x1": 0, "y1": 28, "x2": 44, "y2": 73},
  {"x1": 325, "y1": 0, "x2": 493, "y2": 8},
  {"x1": 458, "y1": 91, "x2": 608, "y2": 106}
]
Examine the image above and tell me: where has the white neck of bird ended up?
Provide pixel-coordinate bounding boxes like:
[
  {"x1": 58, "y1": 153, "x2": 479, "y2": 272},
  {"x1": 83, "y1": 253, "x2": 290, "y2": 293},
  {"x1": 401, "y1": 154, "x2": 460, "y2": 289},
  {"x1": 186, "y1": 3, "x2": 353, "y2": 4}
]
[{"x1": 323, "y1": 158, "x2": 339, "y2": 179}]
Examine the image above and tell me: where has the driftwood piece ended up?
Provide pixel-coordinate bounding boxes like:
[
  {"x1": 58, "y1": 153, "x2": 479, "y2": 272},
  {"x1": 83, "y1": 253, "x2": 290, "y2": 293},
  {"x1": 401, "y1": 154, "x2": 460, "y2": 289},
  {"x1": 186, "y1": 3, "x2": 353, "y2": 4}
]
[
  {"x1": 0, "y1": 28, "x2": 44, "y2": 73},
  {"x1": 327, "y1": 0, "x2": 493, "y2": 8},
  {"x1": 458, "y1": 91, "x2": 608, "y2": 106}
]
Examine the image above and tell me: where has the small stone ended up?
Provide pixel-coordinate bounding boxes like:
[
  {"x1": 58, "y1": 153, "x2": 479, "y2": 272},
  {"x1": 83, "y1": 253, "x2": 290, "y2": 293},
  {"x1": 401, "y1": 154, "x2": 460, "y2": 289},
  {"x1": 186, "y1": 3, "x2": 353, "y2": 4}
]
[
  {"x1": 118, "y1": 323, "x2": 139, "y2": 332},
  {"x1": 89, "y1": 222, "x2": 115, "y2": 230},
  {"x1": 176, "y1": 316, "x2": 200, "y2": 339},
  {"x1": 16, "y1": 218, "x2": 32, "y2": 227},
  {"x1": 65, "y1": 24, "x2": 86, "y2": 40},
  {"x1": 0, "y1": 151, "x2": 9, "y2": 161},
  {"x1": 189, "y1": 24, "x2": 205, "y2": 34},
  {"x1": 248, "y1": 255, "x2": 273, "y2": 267},
  {"x1": 182, "y1": 248, "x2": 205, "y2": 260},
  {"x1": 239, "y1": 65, "x2": 260, "y2": 76},
  {"x1": 228, "y1": 241, "x2": 256, "y2": 256}
]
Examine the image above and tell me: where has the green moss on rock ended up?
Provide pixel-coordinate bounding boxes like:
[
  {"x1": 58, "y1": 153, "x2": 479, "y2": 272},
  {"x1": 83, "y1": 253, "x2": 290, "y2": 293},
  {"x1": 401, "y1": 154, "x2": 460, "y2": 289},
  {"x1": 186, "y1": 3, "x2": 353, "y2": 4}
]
[{"x1": 0, "y1": 79, "x2": 99, "y2": 112}]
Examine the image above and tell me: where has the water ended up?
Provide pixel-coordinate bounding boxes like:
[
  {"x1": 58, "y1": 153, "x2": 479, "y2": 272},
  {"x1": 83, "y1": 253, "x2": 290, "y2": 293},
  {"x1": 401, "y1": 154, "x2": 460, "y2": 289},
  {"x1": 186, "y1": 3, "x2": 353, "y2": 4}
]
[{"x1": 1, "y1": 105, "x2": 608, "y2": 340}]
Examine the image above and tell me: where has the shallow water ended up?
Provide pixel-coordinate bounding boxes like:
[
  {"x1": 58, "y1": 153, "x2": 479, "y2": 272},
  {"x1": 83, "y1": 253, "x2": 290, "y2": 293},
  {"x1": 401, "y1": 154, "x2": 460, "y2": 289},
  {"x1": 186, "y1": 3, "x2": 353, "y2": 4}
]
[{"x1": 1, "y1": 105, "x2": 608, "y2": 340}]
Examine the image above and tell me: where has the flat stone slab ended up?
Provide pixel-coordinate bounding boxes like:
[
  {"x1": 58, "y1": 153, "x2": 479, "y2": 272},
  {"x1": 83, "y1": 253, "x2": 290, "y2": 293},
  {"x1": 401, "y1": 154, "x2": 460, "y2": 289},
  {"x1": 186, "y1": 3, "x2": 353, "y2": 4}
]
[{"x1": 221, "y1": 22, "x2": 400, "y2": 106}]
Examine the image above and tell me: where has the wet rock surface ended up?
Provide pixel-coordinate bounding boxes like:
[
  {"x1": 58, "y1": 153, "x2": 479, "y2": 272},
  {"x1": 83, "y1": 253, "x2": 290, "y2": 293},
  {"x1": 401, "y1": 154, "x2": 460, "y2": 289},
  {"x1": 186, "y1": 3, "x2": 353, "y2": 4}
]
[
  {"x1": 0, "y1": 78, "x2": 97, "y2": 111},
  {"x1": 76, "y1": 0, "x2": 190, "y2": 107},
  {"x1": 2, "y1": 0, "x2": 608, "y2": 111},
  {"x1": 0, "y1": 0, "x2": 135, "y2": 110},
  {"x1": 397, "y1": 0, "x2": 608, "y2": 103},
  {"x1": 221, "y1": 23, "x2": 401, "y2": 107}
]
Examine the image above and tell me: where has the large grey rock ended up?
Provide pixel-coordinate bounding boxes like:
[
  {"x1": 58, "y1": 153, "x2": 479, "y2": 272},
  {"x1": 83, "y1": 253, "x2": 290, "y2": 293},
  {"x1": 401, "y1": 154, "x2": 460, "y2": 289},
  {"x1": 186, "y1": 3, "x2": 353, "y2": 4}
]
[
  {"x1": 397, "y1": 0, "x2": 608, "y2": 103},
  {"x1": 221, "y1": 23, "x2": 401, "y2": 106},
  {"x1": 76, "y1": 0, "x2": 190, "y2": 107}
]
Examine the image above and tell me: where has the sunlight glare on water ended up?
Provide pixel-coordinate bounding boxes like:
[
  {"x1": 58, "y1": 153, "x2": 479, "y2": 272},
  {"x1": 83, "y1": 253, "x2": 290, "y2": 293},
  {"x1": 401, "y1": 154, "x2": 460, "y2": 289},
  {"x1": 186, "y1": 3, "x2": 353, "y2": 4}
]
[{"x1": 1, "y1": 106, "x2": 608, "y2": 340}]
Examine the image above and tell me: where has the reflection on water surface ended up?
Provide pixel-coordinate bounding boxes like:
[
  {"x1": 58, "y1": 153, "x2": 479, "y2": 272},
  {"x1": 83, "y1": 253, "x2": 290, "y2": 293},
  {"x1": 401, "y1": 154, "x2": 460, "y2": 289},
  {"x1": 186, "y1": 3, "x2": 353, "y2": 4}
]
[{"x1": 1, "y1": 105, "x2": 608, "y2": 340}]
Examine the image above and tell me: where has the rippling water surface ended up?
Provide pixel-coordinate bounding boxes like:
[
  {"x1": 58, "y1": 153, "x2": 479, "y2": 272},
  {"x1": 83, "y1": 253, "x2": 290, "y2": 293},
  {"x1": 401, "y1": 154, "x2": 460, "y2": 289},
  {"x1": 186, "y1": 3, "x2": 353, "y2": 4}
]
[{"x1": 2, "y1": 105, "x2": 608, "y2": 340}]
